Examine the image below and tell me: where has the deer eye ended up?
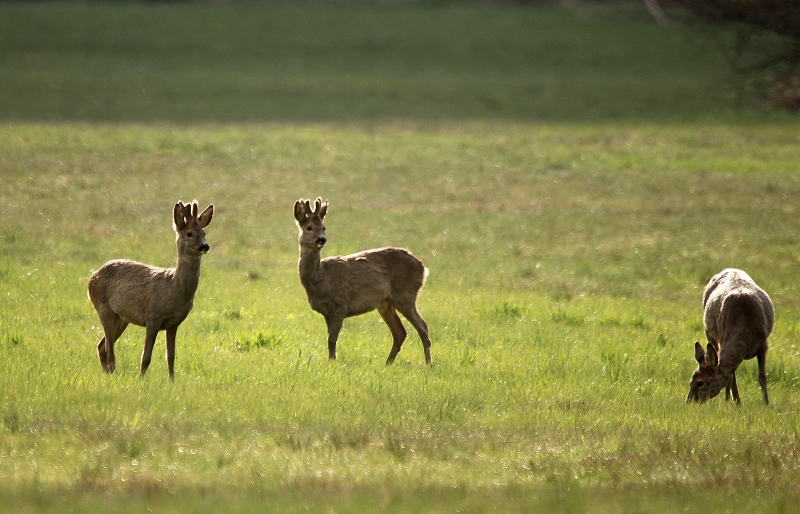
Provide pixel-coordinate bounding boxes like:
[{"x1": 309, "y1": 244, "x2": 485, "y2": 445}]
[
  {"x1": 306, "y1": 226, "x2": 313, "y2": 231},
  {"x1": 187, "y1": 232, "x2": 194, "y2": 238},
  {"x1": 695, "y1": 381, "x2": 704, "y2": 387}
]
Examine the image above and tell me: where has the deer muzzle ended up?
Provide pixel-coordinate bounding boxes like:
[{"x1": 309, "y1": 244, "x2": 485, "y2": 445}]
[
  {"x1": 316, "y1": 237, "x2": 326, "y2": 248},
  {"x1": 199, "y1": 243, "x2": 210, "y2": 254}
]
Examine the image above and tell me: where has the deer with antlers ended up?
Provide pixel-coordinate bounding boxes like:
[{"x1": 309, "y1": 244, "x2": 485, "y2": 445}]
[
  {"x1": 88, "y1": 200, "x2": 214, "y2": 379},
  {"x1": 687, "y1": 268, "x2": 774, "y2": 405},
  {"x1": 293, "y1": 197, "x2": 432, "y2": 364}
]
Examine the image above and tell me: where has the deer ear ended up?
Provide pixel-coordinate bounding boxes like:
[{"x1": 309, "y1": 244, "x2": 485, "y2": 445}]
[
  {"x1": 294, "y1": 200, "x2": 307, "y2": 223},
  {"x1": 173, "y1": 202, "x2": 187, "y2": 232},
  {"x1": 705, "y1": 343, "x2": 718, "y2": 368},
  {"x1": 694, "y1": 342, "x2": 705, "y2": 365},
  {"x1": 198, "y1": 204, "x2": 214, "y2": 228},
  {"x1": 319, "y1": 200, "x2": 328, "y2": 219}
]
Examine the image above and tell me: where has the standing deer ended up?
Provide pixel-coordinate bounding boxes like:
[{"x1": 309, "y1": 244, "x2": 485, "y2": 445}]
[
  {"x1": 88, "y1": 200, "x2": 214, "y2": 379},
  {"x1": 293, "y1": 197, "x2": 432, "y2": 364},
  {"x1": 687, "y1": 268, "x2": 774, "y2": 405}
]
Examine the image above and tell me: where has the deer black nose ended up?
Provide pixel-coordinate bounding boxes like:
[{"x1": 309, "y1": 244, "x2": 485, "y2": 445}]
[
  {"x1": 199, "y1": 244, "x2": 210, "y2": 253},
  {"x1": 316, "y1": 237, "x2": 326, "y2": 247}
]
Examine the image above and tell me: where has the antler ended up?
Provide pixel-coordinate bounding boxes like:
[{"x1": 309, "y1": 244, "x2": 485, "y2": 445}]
[
  {"x1": 295, "y1": 197, "x2": 327, "y2": 224},
  {"x1": 178, "y1": 201, "x2": 197, "y2": 224},
  {"x1": 313, "y1": 197, "x2": 328, "y2": 219},
  {"x1": 173, "y1": 200, "x2": 201, "y2": 231}
]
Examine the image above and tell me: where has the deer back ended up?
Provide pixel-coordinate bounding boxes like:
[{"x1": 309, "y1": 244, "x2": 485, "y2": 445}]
[
  {"x1": 703, "y1": 268, "x2": 774, "y2": 351},
  {"x1": 88, "y1": 259, "x2": 174, "y2": 327},
  {"x1": 316, "y1": 247, "x2": 426, "y2": 316}
]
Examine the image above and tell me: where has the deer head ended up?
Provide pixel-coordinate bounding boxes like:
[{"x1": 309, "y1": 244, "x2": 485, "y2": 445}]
[
  {"x1": 173, "y1": 200, "x2": 214, "y2": 257},
  {"x1": 686, "y1": 341, "x2": 719, "y2": 403},
  {"x1": 294, "y1": 197, "x2": 328, "y2": 250}
]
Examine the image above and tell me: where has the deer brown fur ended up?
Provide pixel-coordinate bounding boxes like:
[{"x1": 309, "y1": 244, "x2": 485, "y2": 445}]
[
  {"x1": 687, "y1": 268, "x2": 774, "y2": 405},
  {"x1": 88, "y1": 200, "x2": 214, "y2": 379},
  {"x1": 293, "y1": 197, "x2": 432, "y2": 364}
]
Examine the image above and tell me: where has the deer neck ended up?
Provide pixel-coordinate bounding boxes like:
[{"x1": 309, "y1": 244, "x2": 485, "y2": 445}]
[
  {"x1": 298, "y1": 246, "x2": 324, "y2": 292},
  {"x1": 173, "y1": 253, "x2": 203, "y2": 300}
]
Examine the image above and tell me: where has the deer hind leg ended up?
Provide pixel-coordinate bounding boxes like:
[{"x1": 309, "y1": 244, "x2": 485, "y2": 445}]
[
  {"x1": 324, "y1": 315, "x2": 344, "y2": 360},
  {"x1": 96, "y1": 337, "x2": 108, "y2": 371},
  {"x1": 98, "y1": 312, "x2": 128, "y2": 374},
  {"x1": 379, "y1": 300, "x2": 407, "y2": 365},
  {"x1": 757, "y1": 346, "x2": 769, "y2": 405},
  {"x1": 394, "y1": 300, "x2": 432, "y2": 365}
]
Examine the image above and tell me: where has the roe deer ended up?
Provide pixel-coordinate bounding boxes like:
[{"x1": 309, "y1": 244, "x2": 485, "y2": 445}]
[
  {"x1": 88, "y1": 200, "x2": 214, "y2": 379},
  {"x1": 687, "y1": 268, "x2": 774, "y2": 405},
  {"x1": 293, "y1": 197, "x2": 432, "y2": 364}
]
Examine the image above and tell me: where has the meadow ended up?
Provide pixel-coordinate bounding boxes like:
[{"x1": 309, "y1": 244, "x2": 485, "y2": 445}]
[{"x1": 2, "y1": 2, "x2": 800, "y2": 513}]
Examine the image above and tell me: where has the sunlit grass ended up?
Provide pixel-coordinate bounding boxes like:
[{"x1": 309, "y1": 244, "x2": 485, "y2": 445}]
[
  {"x1": 2, "y1": 121, "x2": 800, "y2": 512},
  {"x1": 3, "y1": 1, "x2": 800, "y2": 510}
]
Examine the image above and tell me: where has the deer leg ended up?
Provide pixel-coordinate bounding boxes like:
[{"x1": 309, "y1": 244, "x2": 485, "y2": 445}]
[
  {"x1": 723, "y1": 374, "x2": 735, "y2": 402},
  {"x1": 98, "y1": 314, "x2": 127, "y2": 374},
  {"x1": 97, "y1": 337, "x2": 108, "y2": 371},
  {"x1": 395, "y1": 303, "x2": 432, "y2": 365},
  {"x1": 757, "y1": 346, "x2": 769, "y2": 405},
  {"x1": 165, "y1": 327, "x2": 178, "y2": 380},
  {"x1": 325, "y1": 315, "x2": 344, "y2": 360},
  {"x1": 140, "y1": 323, "x2": 160, "y2": 376},
  {"x1": 729, "y1": 372, "x2": 740, "y2": 404},
  {"x1": 707, "y1": 337, "x2": 725, "y2": 400},
  {"x1": 378, "y1": 300, "x2": 407, "y2": 365}
]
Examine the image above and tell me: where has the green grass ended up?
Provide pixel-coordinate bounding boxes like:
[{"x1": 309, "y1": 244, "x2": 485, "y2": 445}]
[
  {"x1": 3, "y1": 1, "x2": 800, "y2": 512},
  {"x1": 0, "y1": 1, "x2": 788, "y2": 122},
  {"x1": 3, "y1": 121, "x2": 800, "y2": 512}
]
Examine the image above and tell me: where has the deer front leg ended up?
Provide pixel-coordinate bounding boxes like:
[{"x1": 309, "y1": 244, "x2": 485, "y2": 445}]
[
  {"x1": 165, "y1": 326, "x2": 177, "y2": 380},
  {"x1": 325, "y1": 315, "x2": 343, "y2": 360},
  {"x1": 729, "y1": 372, "x2": 740, "y2": 404},
  {"x1": 140, "y1": 324, "x2": 160, "y2": 376}
]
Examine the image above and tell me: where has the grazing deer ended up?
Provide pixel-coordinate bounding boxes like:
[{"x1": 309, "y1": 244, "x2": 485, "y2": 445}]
[
  {"x1": 687, "y1": 268, "x2": 774, "y2": 405},
  {"x1": 88, "y1": 200, "x2": 214, "y2": 379},
  {"x1": 293, "y1": 197, "x2": 432, "y2": 364}
]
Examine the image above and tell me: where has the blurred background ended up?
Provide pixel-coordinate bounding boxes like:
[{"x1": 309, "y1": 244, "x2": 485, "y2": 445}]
[{"x1": 1, "y1": 0, "x2": 798, "y2": 123}]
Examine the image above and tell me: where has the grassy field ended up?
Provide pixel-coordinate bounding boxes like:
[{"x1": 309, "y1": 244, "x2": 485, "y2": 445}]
[
  {"x1": 2, "y1": 2, "x2": 800, "y2": 513},
  {"x1": 0, "y1": 1, "x2": 787, "y2": 123}
]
